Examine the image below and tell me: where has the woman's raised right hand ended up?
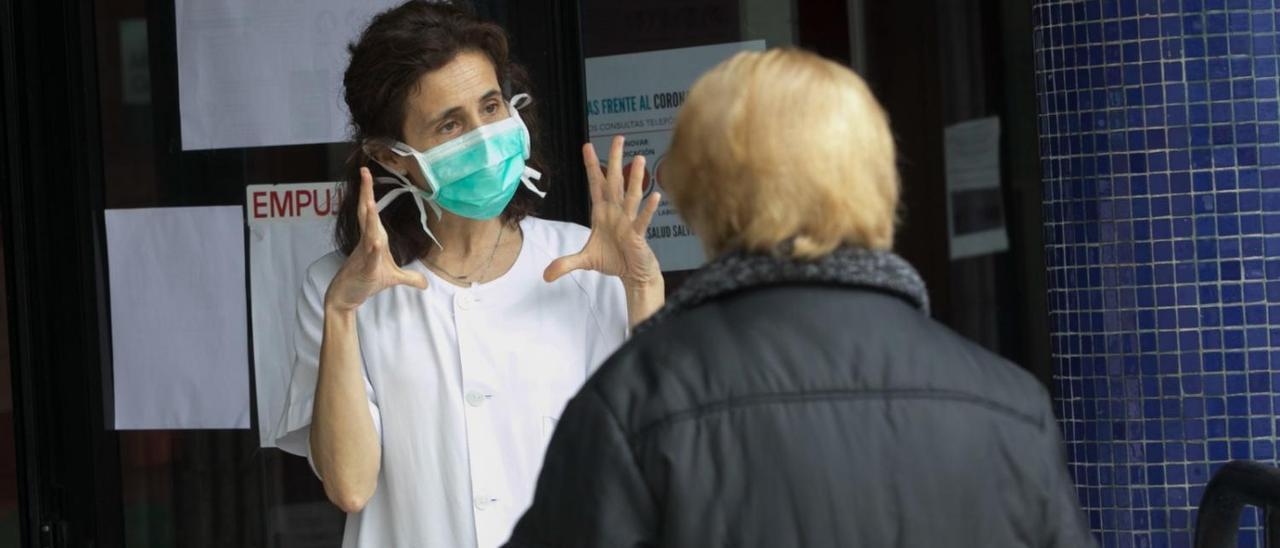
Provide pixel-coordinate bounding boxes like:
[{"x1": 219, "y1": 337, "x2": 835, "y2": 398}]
[{"x1": 324, "y1": 167, "x2": 429, "y2": 312}]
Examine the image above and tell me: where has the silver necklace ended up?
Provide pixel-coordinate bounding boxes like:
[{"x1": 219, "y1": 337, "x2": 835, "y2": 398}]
[{"x1": 425, "y1": 225, "x2": 505, "y2": 282}]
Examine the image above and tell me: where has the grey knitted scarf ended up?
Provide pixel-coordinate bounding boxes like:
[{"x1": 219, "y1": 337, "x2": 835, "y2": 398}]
[{"x1": 635, "y1": 246, "x2": 930, "y2": 335}]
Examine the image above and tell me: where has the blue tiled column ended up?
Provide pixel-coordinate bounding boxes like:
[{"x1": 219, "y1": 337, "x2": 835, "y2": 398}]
[{"x1": 1034, "y1": 1, "x2": 1280, "y2": 546}]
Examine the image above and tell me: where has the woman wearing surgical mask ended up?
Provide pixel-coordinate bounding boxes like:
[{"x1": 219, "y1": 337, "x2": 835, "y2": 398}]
[{"x1": 272, "y1": 2, "x2": 664, "y2": 547}]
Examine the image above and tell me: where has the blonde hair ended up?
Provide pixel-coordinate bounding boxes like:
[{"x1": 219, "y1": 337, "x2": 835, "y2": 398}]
[{"x1": 662, "y1": 48, "x2": 900, "y2": 259}]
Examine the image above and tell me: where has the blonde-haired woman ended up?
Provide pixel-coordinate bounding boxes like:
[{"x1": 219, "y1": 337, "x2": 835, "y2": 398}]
[{"x1": 504, "y1": 49, "x2": 1091, "y2": 547}]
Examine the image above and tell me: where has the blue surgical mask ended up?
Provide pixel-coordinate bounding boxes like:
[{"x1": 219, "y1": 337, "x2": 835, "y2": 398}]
[{"x1": 370, "y1": 94, "x2": 544, "y2": 249}]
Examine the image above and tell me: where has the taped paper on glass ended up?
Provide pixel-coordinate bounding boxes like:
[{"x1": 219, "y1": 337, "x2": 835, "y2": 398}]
[
  {"x1": 175, "y1": 0, "x2": 400, "y2": 150},
  {"x1": 944, "y1": 116, "x2": 1009, "y2": 260},
  {"x1": 247, "y1": 182, "x2": 343, "y2": 447},
  {"x1": 106, "y1": 206, "x2": 250, "y2": 430}
]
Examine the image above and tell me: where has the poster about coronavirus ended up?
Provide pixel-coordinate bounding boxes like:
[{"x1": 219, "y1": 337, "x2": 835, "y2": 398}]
[{"x1": 584, "y1": 40, "x2": 765, "y2": 272}]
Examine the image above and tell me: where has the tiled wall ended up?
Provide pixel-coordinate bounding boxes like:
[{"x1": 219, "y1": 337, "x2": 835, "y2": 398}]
[{"x1": 1033, "y1": 0, "x2": 1280, "y2": 546}]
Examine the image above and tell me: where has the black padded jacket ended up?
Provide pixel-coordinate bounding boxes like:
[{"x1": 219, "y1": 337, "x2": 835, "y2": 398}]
[{"x1": 505, "y1": 248, "x2": 1093, "y2": 548}]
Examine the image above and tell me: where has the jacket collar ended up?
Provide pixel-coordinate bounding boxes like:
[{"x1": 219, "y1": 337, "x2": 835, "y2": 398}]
[{"x1": 635, "y1": 246, "x2": 930, "y2": 335}]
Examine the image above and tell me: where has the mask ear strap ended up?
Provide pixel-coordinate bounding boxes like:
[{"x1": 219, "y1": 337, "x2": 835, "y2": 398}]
[
  {"x1": 373, "y1": 183, "x2": 410, "y2": 211},
  {"x1": 371, "y1": 174, "x2": 444, "y2": 251},
  {"x1": 414, "y1": 200, "x2": 444, "y2": 251},
  {"x1": 509, "y1": 94, "x2": 535, "y2": 156},
  {"x1": 520, "y1": 167, "x2": 546, "y2": 198},
  {"x1": 504, "y1": 94, "x2": 545, "y2": 198},
  {"x1": 364, "y1": 140, "x2": 445, "y2": 249}
]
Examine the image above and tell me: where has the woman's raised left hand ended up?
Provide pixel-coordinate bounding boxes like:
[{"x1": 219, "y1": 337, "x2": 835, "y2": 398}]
[{"x1": 544, "y1": 136, "x2": 663, "y2": 288}]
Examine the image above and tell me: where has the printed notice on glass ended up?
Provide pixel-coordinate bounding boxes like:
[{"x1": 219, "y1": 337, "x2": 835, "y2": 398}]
[
  {"x1": 106, "y1": 206, "x2": 250, "y2": 430},
  {"x1": 246, "y1": 182, "x2": 343, "y2": 447},
  {"x1": 584, "y1": 40, "x2": 766, "y2": 272},
  {"x1": 175, "y1": 0, "x2": 401, "y2": 150},
  {"x1": 944, "y1": 116, "x2": 1009, "y2": 260}
]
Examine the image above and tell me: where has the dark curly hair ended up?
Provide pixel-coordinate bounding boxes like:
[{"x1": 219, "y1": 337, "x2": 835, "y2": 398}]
[{"x1": 335, "y1": 0, "x2": 547, "y2": 265}]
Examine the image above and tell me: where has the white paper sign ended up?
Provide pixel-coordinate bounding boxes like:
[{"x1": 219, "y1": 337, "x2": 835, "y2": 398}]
[
  {"x1": 106, "y1": 206, "x2": 250, "y2": 430},
  {"x1": 247, "y1": 182, "x2": 343, "y2": 447},
  {"x1": 175, "y1": 0, "x2": 400, "y2": 150},
  {"x1": 584, "y1": 40, "x2": 766, "y2": 272},
  {"x1": 944, "y1": 116, "x2": 1009, "y2": 259}
]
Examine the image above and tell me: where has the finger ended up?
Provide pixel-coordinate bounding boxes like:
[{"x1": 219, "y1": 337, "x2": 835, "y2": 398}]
[
  {"x1": 582, "y1": 143, "x2": 605, "y2": 206},
  {"x1": 357, "y1": 167, "x2": 372, "y2": 226},
  {"x1": 393, "y1": 268, "x2": 429, "y2": 290},
  {"x1": 361, "y1": 168, "x2": 391, "y2": 244},
  {"x1": 606, "y1": 135, "x2": 625, "y2": 202},
  {"x1": 361, "y1": 199, "x2": 389, "y2": 254},
  {"x1": 362, "y1": 196, "x2": 384, "y2": 241},
  {"x1": 634, "y1": 192, "x2": 661, "y2": 233},
  {"x1": 624, "y1": 155, "x2": 646, "y2": 214},
  {"x1": 360, "y1": 167, "x2": 391, "y2": 235},
  {"x1": 543, "y1": 253, "x2": 589, "y2": 283}
]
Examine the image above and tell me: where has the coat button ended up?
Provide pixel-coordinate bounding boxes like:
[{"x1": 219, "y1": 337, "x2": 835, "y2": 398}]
[
  {"x1": 474, "y1": 494, "x2": 494, "y2": 510},
  {"x1": 465, "y1": 391, "x2": 486, "y2": 407},
  {"x1": 455, "y1": 292, "x2": 477, "y2": 310}
]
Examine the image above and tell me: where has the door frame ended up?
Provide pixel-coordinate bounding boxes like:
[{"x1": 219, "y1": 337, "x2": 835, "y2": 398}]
[{"x1": 0, "y1": 0, "x2": 124, "y2": 546}]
